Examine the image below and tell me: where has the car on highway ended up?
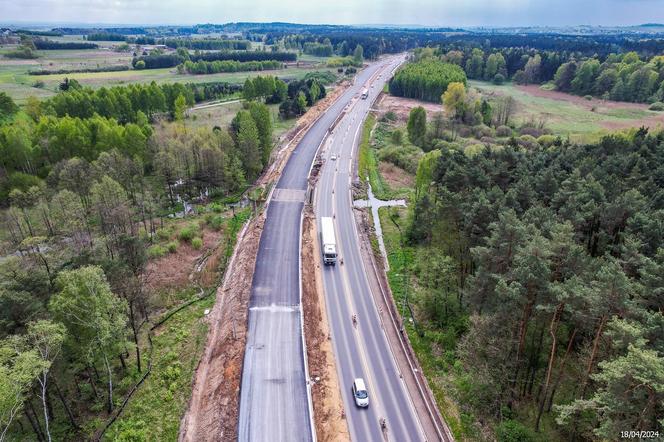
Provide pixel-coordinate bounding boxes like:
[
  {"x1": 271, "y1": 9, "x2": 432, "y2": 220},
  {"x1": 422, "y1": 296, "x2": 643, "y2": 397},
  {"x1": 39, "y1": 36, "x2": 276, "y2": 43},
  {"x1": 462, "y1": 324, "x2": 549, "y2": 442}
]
[
  {"x1": 352, "y1": 378, "x2": 369, "y2": 407},
  {"x1": 330, "y1": 154, "x2": 337, "y2": 161}
]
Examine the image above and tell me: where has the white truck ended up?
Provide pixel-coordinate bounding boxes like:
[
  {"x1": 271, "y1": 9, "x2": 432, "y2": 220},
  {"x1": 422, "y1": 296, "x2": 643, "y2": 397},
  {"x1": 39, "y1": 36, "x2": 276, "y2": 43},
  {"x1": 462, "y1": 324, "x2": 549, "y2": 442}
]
[
  {"x1": 321, "y1": 217, "x2": 337, "y2": 265},
  {"x1": 360, "y1": 88, "x2": 369, "y2": 99}
]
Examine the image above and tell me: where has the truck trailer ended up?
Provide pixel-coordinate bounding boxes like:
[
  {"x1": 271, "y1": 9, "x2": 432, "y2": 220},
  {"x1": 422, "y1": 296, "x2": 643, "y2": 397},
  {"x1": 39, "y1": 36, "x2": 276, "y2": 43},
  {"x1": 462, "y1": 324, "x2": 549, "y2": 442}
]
[{"x1": 321, "y1": 217, "x2": 337, "y2": 265}]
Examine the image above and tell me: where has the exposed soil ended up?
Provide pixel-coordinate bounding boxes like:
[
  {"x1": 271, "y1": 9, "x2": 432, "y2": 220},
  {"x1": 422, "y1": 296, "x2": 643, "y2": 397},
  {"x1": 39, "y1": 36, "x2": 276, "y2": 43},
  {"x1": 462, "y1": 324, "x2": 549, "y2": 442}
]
[
  {"x1": 376, "y1": 94, "x2": 443, "y2": 123},
  {"x1": 179, "y1": 79, "x2": 354, "y2": 441},
  {"x1": 601, "y1": 114, "x2": 664, "y2": 131},
  {"x1": 378, "y1": 161, "x2": 414, "y2": 189},
  {"x1": 144, "y1": 226, "x2": 222, "y2": 294},
  {"x1": 178, "y1": 212, "x2": 264, "y2": 442},
  {"x1": 302, "y1": 210, "x2": 350, "y2": 442}
]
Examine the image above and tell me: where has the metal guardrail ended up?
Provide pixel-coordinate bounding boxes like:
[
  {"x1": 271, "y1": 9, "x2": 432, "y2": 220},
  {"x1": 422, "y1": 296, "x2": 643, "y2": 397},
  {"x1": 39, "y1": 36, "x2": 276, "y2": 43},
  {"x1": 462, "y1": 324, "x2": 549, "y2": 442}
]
[
  {"x1": 353, "y1": 54, "x2": 455, "y2": 442},
  {"x1": 365, "y1": 241, "x2": 455, "y2": 442}
]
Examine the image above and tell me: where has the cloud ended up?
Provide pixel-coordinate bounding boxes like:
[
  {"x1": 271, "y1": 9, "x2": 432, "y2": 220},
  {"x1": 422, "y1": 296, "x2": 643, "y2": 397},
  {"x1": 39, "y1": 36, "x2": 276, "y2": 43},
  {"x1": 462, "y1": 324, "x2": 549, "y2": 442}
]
[{"x1": 1, "y1": 0, "x2": 663, "y2": 26}]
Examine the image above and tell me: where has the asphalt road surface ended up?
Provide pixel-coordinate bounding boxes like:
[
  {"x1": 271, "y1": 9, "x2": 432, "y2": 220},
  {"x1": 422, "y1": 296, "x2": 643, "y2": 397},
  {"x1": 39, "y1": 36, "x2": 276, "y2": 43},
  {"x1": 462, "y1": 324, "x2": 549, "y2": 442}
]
[
  {"x1": 314, "y1": 54, "x2": 428, "y2": 442},
  {"x1": 238, "y1": 58, "x2": 402, "y2": 442}
]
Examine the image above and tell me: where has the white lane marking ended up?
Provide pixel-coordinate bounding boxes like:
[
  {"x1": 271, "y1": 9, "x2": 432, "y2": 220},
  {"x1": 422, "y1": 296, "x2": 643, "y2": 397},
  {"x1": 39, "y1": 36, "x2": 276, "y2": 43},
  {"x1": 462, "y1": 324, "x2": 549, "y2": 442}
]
[
  {"x1": 341, "y1": 184, "x2": 416, "y2": 440},
  {"x1": 249, "y1": 304, "x2": 299, "y2": 313},
  {"x1": 341, "y1": 63, "x2": 426, "y2": 440},
  {"x1": 316, "y1": 59, "x2": 423, "y2": 440},
  {"x1": 334, "y1": 217, "x2": 389, "y2": 434},
  {"x1": 324, "y1": 263, "x2": 375, "y2": 440}
]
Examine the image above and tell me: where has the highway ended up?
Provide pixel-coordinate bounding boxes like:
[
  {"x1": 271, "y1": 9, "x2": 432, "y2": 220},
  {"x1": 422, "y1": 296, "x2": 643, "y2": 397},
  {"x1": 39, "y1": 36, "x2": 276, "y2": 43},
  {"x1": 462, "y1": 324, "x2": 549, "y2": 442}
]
[
  {"x1": 314, "y1": 54, "x2": 429, "y2": 442},
  {"x1": 238, "y1": 57, "x2": 403, "y2": 442}
]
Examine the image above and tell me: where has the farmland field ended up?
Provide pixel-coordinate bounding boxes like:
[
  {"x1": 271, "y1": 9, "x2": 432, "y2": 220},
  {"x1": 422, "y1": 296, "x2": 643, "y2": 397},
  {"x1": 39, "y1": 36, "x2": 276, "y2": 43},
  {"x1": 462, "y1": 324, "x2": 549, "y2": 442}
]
[{"x1": 0, "y1": 42, "x2": 335, "y2": 103}]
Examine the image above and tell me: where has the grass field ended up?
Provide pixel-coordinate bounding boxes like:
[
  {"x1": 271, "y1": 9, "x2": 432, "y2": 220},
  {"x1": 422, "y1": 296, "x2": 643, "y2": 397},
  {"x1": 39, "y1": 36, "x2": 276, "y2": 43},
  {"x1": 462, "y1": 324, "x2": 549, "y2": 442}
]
[
  {"x1": 188, "y1": 100, "x2": 296, "y2": 138},
  {"x1": 0, "y1": 42, "x2": 335, "y2": 104},
  {"x1": 470, "y1": 80, "x2": 663, "y2": 142}
]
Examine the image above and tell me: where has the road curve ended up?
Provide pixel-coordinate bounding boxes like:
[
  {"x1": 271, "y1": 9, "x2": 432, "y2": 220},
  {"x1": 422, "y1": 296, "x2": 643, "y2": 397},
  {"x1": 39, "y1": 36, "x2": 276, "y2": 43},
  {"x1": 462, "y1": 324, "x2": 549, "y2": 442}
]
[{"x1": 238, "y1": 59, "x2": 397, "y2": 442}]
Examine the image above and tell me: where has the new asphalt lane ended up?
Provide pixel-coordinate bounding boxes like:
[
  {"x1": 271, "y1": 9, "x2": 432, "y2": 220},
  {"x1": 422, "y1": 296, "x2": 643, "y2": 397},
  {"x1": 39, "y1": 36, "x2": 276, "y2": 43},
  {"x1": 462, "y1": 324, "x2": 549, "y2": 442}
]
[{"x1": 238, "y1": 58, "x2": 401, "y2": 442}]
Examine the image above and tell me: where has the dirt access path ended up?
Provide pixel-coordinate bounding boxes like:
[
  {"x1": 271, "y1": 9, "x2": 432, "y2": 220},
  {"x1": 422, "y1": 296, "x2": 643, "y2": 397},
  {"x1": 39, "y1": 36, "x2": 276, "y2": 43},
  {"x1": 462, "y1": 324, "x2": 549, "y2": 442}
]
[{"x1": 178, "y1": 82, "x2": 351, "y2": 442}]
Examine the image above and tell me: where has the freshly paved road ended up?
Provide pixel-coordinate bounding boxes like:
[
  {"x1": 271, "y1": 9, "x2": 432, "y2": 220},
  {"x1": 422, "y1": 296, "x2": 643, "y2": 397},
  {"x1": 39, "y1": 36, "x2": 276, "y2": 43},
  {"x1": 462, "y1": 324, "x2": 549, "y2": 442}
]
[
  {"x1": 314, "y1": 55, "x2": 429, "y2": 442},
  {"x1": 238, "y1": 58, "x2": 400, "y2": 442}
]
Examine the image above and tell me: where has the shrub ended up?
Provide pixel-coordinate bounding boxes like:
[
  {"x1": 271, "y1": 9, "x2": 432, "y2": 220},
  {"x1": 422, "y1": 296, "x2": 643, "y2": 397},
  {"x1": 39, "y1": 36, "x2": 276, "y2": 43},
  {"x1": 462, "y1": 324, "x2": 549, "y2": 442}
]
[
  {"x1": 156, "y1": 228, "x2": 171, "y2": 240},
  {"x1": 178, "y1": 225, "x2": 198, "y2": 242},
  {"x1": 649, "y1": 101, "x2": 664, "y2": 111},
  {"x1": 0, "y1": 92, "x2": 19, "y2": 118},
  {"x1": 457, "y1": 126, "x2": 472, "y2": 138},
  {"x1": 191, "y1": 237, "x2": 203, "y2": 250},
  {"x1": 537, "y1": 134, "x2": 557, "y2": 147},
  {"x1": 381, "y1": 111, "x2": 397, "y2": 122},
  {"x1": 134, "y1": 60, "x2": 146, "y2": 70},
  {"x1": 433, "y1": 140, "x2": 463, "y2": 151},
  {"x1": 439, "y1": 130, "x2": 456, "y2": 142},
  {"x1": 207, "y1": 215, "x2": 224, "y2": 231},
  {"x1": 518, "y1": 134, "x2": 539, "y2": 149},
  {"x1": 495, "y1": 420, "x2": 537, "y2": 442},
  {"x1": 519, "y1": 125, "x2": 547, "y2": 138},
  {"x1": 496, "y1": 125, "x2": 512, "y2": 137},
  {"x1": 391, "y1": 129, "x2": 403, "y2": 144},
  {"x1": 4, "y1": 46, "x2": 38, "y2": 59},
  {"x1": 518, "y1": 134, "x2": 537, "y2": 143},
  {"x1": 303, "y1": 71, "x2": 337, "y2": 85},
  {"x1": 464, "y1": 144, "x2": 485, "y2": 157},
  {"x1": 207, "y1": 202, "x2": 223, "y2": 213},
  {"x1": 167, "y1": 242, "x2": 178, "y2": 253},
  {"x1": 29, "y1": 65, "x2": 130, "y2": 75},
  {"x1": 473, "y1": 124, "x2": 495, "y2": 139},
  {"x1": 377, "y1": 145, "x2": 422, "y2": 174},
  {"x1": 147, "y1": 245, "x2": 167, "y2": 258},
  {"x1": 584, "y1": 95, "x2": 593, "y2": 101},
  {"x1": 492, "y1": 73, "x2": 505, "y2": 85}
]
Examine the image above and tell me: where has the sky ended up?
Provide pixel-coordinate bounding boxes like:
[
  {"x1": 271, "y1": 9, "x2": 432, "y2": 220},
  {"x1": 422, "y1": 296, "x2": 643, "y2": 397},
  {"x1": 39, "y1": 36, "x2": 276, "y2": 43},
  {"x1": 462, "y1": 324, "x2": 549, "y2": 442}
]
[{"x1": 1, "y1": 0, "x2": 663, "y2": 27}]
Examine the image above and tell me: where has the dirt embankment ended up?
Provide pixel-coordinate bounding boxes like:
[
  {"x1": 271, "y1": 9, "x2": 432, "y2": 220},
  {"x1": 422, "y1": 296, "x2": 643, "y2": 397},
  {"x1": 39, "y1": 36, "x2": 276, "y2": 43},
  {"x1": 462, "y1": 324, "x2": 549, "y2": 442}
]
[
  {"x1": 179, "y1": 79, "x2": 353, "y2": 442},
  {"x1": 376, "y1": 94, "x2": 443, "y2": 123},
  {"x1": 261, "y1": 82, "x2": 350, "y2": 187},
  {"x1": 379, "y1": 162, "x2": 414, "y2": 189},
  {"x1": 144, "y1": 226, "x2": 222, "y2": 294},
  {"x1": 178, "y1": 212, "x2": 264, "y2": 442},
  {"x1": 302, "y1": 210, "x2": 350, "y2": 442}
]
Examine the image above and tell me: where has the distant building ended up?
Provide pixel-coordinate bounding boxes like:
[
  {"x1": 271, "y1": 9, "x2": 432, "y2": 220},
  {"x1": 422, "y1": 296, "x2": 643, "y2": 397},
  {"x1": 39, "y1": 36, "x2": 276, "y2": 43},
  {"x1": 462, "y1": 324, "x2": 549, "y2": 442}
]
[{"x1": 141, "y1": 44, "x2": 168, "y2": 51}]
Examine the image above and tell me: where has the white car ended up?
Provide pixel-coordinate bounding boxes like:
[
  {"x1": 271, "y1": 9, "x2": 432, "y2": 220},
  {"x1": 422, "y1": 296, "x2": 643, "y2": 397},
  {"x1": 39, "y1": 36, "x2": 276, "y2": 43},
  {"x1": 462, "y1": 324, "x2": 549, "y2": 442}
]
[
  {"x1": 352, "y1": 378, "x2": 369, "y2": 407},
  {"x1": 330, "y1": 154, "x2": 337, "y2": 161}
]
